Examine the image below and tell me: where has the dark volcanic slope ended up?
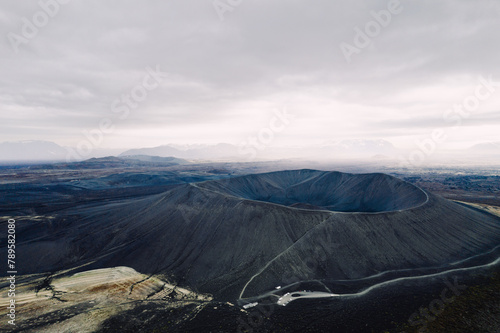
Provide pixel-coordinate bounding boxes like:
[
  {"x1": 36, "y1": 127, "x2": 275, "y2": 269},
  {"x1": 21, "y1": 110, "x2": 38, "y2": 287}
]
[{"x1": 10, "y1": 170, "x2": 500, "y2": 301}]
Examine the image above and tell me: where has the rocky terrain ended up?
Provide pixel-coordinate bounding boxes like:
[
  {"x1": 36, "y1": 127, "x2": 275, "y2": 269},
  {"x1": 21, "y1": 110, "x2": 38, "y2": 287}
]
[{"x1": 0, "y1": 266, "x2": 213, "y2": 332}]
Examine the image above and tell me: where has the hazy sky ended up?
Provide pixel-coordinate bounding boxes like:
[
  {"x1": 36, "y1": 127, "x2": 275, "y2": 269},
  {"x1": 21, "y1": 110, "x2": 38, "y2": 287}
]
[{"x1": 1, "y1": 0, "x2": 499, "y2": 151}]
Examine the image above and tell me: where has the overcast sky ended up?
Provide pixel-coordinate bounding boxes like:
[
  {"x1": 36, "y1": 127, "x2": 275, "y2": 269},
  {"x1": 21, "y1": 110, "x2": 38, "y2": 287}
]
[{"x1": 1, "y1": 0, "x2": 499, "y2": 151}]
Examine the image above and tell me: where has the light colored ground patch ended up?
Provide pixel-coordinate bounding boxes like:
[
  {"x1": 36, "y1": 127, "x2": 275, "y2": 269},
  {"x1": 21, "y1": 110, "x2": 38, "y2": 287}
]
[
  {"x1": 454, "y1": 201, "x2": 500, "y2": 218},
  {"x1": 0, "y1": 266, "x2": 212, "y2": 332}
]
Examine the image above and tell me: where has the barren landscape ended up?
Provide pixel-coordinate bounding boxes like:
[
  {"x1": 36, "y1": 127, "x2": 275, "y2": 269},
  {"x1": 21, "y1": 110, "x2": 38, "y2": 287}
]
[{"x1": 1, "y1": 158, "x2": 499, "y2": 332}]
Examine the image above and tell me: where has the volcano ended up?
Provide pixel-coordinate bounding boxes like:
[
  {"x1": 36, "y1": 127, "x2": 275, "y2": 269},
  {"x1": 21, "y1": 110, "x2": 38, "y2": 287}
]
[
  {"x1": 15, "y1": 170, "x2": 500, "y2": 301},
  {"x1": 196, "y1": 170, "x2": 427, "y2": 212}
]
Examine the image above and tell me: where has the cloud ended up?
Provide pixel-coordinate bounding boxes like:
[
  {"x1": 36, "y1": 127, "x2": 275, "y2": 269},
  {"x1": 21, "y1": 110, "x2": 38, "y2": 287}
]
[{"x1": 1, "y1": 0, "x2": 499, "y2": 150}]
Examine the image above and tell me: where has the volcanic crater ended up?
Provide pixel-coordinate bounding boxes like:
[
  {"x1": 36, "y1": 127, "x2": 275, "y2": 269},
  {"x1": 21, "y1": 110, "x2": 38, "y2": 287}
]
[
  {"x1": 196, "y1": 169, "x2": 428, "y2": 212},
  {"x1": 12, "y1": 170, "x2": 500, "y2": 301}
]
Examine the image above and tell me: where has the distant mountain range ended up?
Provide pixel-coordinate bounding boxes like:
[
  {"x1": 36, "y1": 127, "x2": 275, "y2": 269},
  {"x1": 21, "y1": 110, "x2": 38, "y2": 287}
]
[
  {"x1": 469, "y1": 142, "x2": 500, "y2": 154},
  {"x1": 31, "y1": 155, "x2": 190, "y2": 170},
  {"x1": 0, "y1": 141, "x2": 122, "y2": 163},
  {"x1": 0, "y1": 141, "x2": 69, "y2": 162},
  {"x1": 120, "y1": 143, "x2": 240, "y2": 160},
  {"x1": 2, "y1": 139, "x2": 499, "y2": 164},
  {"x1": 119, "y1": 140, "x2": 399, "y2": 161},
  {"x1": 307, "y1": 139, "x2": 398, "y2": 158}
]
